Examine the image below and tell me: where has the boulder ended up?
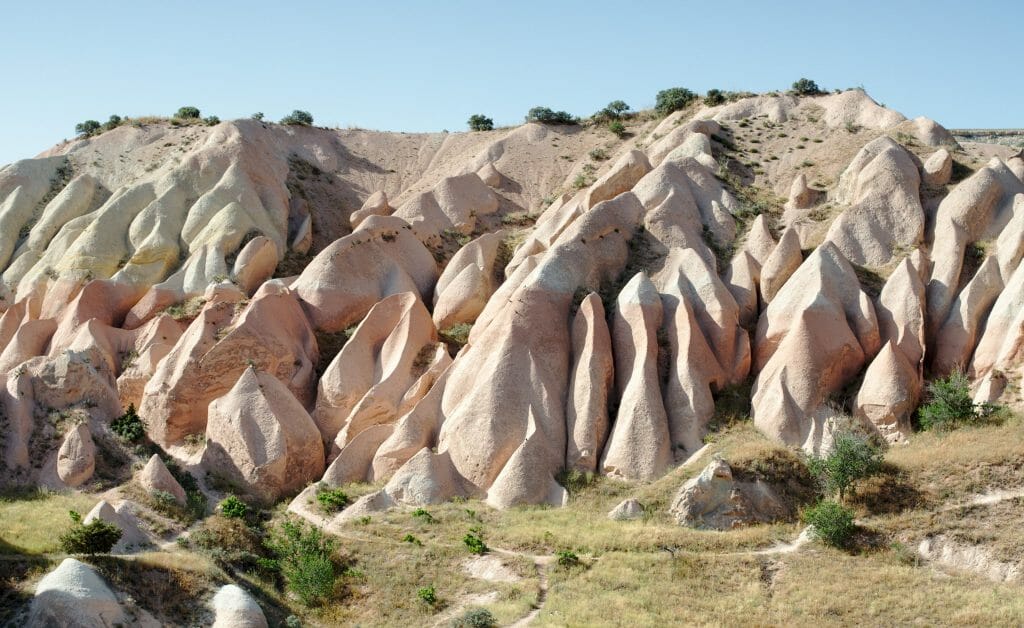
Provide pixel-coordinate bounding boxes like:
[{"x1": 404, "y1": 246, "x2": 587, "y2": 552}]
[
  {"x1": 211, "y1": 585, "x2": 268, "y2": 628},
  {"x1": 432, "y1": 231, "x2": 505, "y2": 329},
  {"x1": 584, "y1": 150, "x2": 652, "y2": 210},
  {"x1": 565, "y1": 293, "x2": 613, "y2": 473},
  {"x1": 350, "y1": 191, "x2": 392, "y2": 229},
  {"x1": 83, "y1": 500, "x2": 151, "y2": 554},
  {"x1": 724, "y1": 251, "x2": 760, "y2": 327},
  {"x1": 785, "y1": 174, "x2": 815, "y2": 210},
  {"x1": 230, "y1": 236, "x2": 279, "y2": 296},
  {"x1": 136, "y1": 454, "x2": 186, "y2": 505},
  {"x1": 855, "y1": 342, "x2": 918, "y2": 443},
  {"x1": 29, "y1": 558, "x2": 126, "y2": 628},
  {"x1": 56, "y1": 423, "x2": 95, "y2": 488},
  {"x1": 608, "y1": 498, "x2": 644, "y2": 521},
  {"x1": 203, "y1": 368, "x2": 325, "y2": 503},
  {"x1": 923, "y1": 149, "x2": 953, "y2": 187},
  {"x1": 931, "y1": 256, "x2": 1002, "y2": 376},
  {"x1": 741, "y1": 215, "x2": 777, "y2": 267},
  {"x1": 600, "y1": 272, "x2": 671, "y2": 480},
  {"x1": 476, "y1": 162, "x2": 504, "y2": 187},
  {"x1": 669, "y1": 458, "x2": 788, "y2": 529}
]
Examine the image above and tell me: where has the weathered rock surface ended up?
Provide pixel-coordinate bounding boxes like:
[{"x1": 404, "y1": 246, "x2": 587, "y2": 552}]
[
  {"x1": 56, "y1": 423, "x2": 96, "y2": 487},
  {"x1": 136, "y1": 454, "x2": 186, "y2": 505},
  {"x1": 432, "y1": 230, "x2": 505, "y2": 329},
  {"x1": 608, "y1": 498, "x2": 644, "y2": 521},
  {"x1": 210, "y1": 585, "x2": 268, "y2": 628},
  {"x1": 29, "y1": 558, "x2": 126, "y2": 628},
  {"x1": 203, "y1": 368, "x2": 325, "y2": 503},
  {"x1": 669, "y1": 459, "x2": 788, "y2": 529},
  {"x1": 565, "y1": 293, "x2": 613, "y2": 473}
]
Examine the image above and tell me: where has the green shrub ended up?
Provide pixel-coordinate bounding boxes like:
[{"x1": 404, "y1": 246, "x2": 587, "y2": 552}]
[
  {"x1": 556, "y1": 549, "x2": 580, "y2": 568},
  {"x1": 175, "y1": 106, "x2": 201, "y2": 119},
  {"x1": 525, "y1": 106, "x2": 576, "y2": 125},
  {"x1": 589, "y1": 148, "x2": 610, "y2": 161},
  {"x1": 265, "y1": 520, "x2": 338, "y2": 606},
  {"x1": 59, "y1": 511, "x2": 122, "y2": 554},
  {"x1": 280, "y1": 110, "x2": 314, "y2": 125},
  {"x1": 219, "y1": 495, "x2": 248, "y2": 519},
  {"x1": 791, "y1": 78, "x2": 824, "y2": 96},
  {"x1": 807, "y1": 431, "x2": 883, "y2": 501},
  {"x1": 75, "y1": 120, "x2": 102, "y2": 137},
  {"x1": 418, "y1": 584, "x2": 438, "y2": 605},
  {"x1": 203, "y1": 116, "x2": 220, "y2": 126},
  {"x1": 111, "y1": 405, "x2": 144, "y2": 442},
  {"x1": 918, "y1": 370, "x2": 998, "y2": 431},
  {"x1": 608, "y1": 120, "x2": 626, "y2": 138},
  {"x1": 412, "y1": 508, "x2": 435, "y2": 523},
  {"x1": 251, "y1": 112, "x2": 265, "y2": 121},
  {"x1": 704, "y1": 89, "x2": 726, "y2": 106},
  {"x1": 594, "y1": 100, "x2": 630, "y2": 121},
  {"x1": 463, "y1": 531, "x2": 488, "y2": 555},
  {"x1": 315, "y1": 487, "x2": 349, "y2": 513},
  {"x1": 103, "y1": 115, "x2": 122, "y2": 131},
  {"x1": 655, "y1": 87, "x2": 697, "y2": 116},
  {"x1": 451, "y1": 608, "x2": 496, "y2": 628},
  {"x1": 467, "y1": 114, "x2": 494, "y2": 131},
  {"x1": 403, "y1": 533, "x2": 422, "y2": 546},
  {"x1": 803, "y1": 500, "x2": 855, "y2": 547},
  {"x1": 556, "y1": 468, "x2": 597, "y2": 497}
]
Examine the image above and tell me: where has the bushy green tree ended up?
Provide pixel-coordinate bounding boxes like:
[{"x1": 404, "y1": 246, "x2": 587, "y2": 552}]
[
  {"x1": 316, "y1": 486, "x2": 349, "y2": 513},
  {"x1": 265, "y1": 520, "x2": 338, "y2": 606},
  {"x1": 59, "y1": 511, "x2": 122, "y2": 554},
  {"x1": 704, "y1": 89, "x2": 726, "y2": 106},
  {"x1": 525, "y1": 106, "x2": 576, "y2": 125},
  {"x1": 75, "y1": 120, "x2": 102, "y2": 137},
  {"x1": 251, "y1": 112, "x2": 265, "y2": 121},
  {"x1": 654, "y1": 87, "x2": 697, "y2": 116},
  {"x1": 791, "y1": 78, "x2": 823, "y2": 96},
  {"x1": 608, "y1": 120, "x2": 626, "y2": 138},
  {"x1": 918, "y1": 370, "x2": 997, "y2": 431},
  {"x1": 467, "y1": 114, "x2": 494, "y2": 131},
  {"x1": 111, "y1": 404, "x2": 144, "y2": 442},
  {"x1": 280, "y1": 110, "x2": 314, "y2": 125},
  {"x1": 219, "y1": 495, "x2": 248, "y2": 519},
  {"x1": 102, "y1": 115, "x2": 122, "y2": 131},
  {"x1": 175, "y1": 106, "x2": 201, "y2": 119},
  {"x1": 807, "y1": 431, "x2": 883, "y2": 501},
  {"x1": 803, "y1": 500, "x2": 855, "y2": 547},
  {"x1": 203, "y1": 116, "x2": 220, "y2": 126}
]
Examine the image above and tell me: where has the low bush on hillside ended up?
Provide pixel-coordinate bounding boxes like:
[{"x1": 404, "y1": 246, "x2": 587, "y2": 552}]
[
  {"x1": 265, "y1": 519, "x2": 339, "y2": 606},
  {"x1": 111, "y1": 404, "x2": 144, "y2": 442},
  {"x1": 451, "y1": 607, "x2": 497, "y2": 628},
  {"x1": 59, "y1": 510, "x2": 122, "y2": 554},
  {"x1": 316, "y1": 486, "x2": 350, "y2": 513},
  {"x1": 280, "y1": 110, "x2": 314, "y2": 126},
  {"x1": 807, "y1": 431, "x2": 883, "y2": 502},
  {"x1": 803, "y1": 500, "x2": 855, "y2": 547},
  {"x1": 463, "y1": 531, "x2": 488, "y2": 555},
  {"x1": 655, "y1": 87, "x2": 697, "y2": 116},
  {"x1": 175, "y1": 106, "x2": 201, "y2": 119},
  {"x1": 467, "y1": 114, "x2": 494, "y2": 131},
  {"x1": 918, "y1": 370, "x2": 1001, "y2": 431},
  {"x1": 525, "y1": 106, "x2": 576, "y2": 125},
  {"x1": 608, "y1": 120, "x2": 626, "y2": 138},
  {"x1": 791, "y1": 78, "x2": 824, "y2": 96},
  {"x1": 703, "y1": 89, "x2": 727, "y2": 106},
  {"x1": 219, "y1": 495, "x2": 249, "y2": 519}
]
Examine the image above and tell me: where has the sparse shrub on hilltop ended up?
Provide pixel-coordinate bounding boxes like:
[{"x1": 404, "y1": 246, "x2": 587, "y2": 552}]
[
  {"x1": 704, "y1": 89, "x2": 726, "y2": 106},
  {"x1": 593, "y1": 100, "x2": 630, "y2": 122},
  {"x1": 175, "y1": 106, "x2": 201, "y2": 119},
  {"x1": 251, "y1": 112, "x2": 265, "y2": 120},
  {"x1": 280, "y1": 110, "x2": 314, "y2": 126},
  {"x1": 75, "y1": 120, "x2": 102, "y2": 137},
  {"x1": 203, "y1": 115, "x2": 220, "y2": 126},
  {"x1": 525, "y1": 106, "x2": 577, "y2": 125},
  {"x1": 608, "y1": 120, "x2": 627, "y2": 138},
  {"x1": 655, "y1": 87, "x2": 697, "y2": 116},
  {"x1": 467, "y1": 114, "x2": 494, "y2": 131},
  {"x1": 102, "y1": 115, "x2": 122, "y2": 131},
  {"x1": 791, "y1": 78, "x2": 824, "y2": 96},
  {"x1": 59, "y1": 510, "x2": 122, "y2": 554}
]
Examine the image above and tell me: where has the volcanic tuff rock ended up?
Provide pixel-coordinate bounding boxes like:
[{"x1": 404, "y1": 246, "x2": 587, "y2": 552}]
[{"x1": 1, "y1": 89, "x2": 1023, "y2": 525}]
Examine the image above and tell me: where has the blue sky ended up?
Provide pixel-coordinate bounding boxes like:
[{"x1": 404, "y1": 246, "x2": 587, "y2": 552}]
[{"x1": 1, "y1": 0, "x2": 1020, "y2": 166}]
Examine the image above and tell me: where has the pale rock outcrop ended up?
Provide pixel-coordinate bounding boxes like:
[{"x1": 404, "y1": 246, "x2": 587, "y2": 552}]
[
  {"x1": 646, "y1": 119, "x2": 721, "y2": 166},
  {"x1": 211, "y1": 585, "x2": 268, "y2": 628},
  {"x1": 785, "y1": 174, "x2": 815, "y2": 210},
  {"x1": 203, "y1": 368, "x2": 325, "y2": 503},
  {"x1": 56, "y1": 423, "x2": 96, "y2": 487},
  {"x1": 320, "y1": 423, "x2": 394, "y2": 485},
  {"x1": 902, "y1": 116, "x2": 958, "y2": 147},
  {"x1": 115, "y1": 314, "x2": 184, "y2": 409},
  {"x1": 370, "y1": 363, "x2": 453, "y2": 479},
  {"x1": 875, "y1": 257, "x2": 927, "y2": 369},
  {"x1": 855, "y1": 342, "x2": 918, "y2": 442},
  {"x1": 313, "y1": 292, "x2": 437, "y2": 457},
  {"x1": 600, "y1": 272, "x2": 671, "y2": 480},
  {"x1": 140, "y1": 283, "x2": 317, "y2": 446},
  {"x1": 927, "y1": 160, "x2": 1024, "y2": 335},
  {"x1": 669, "y1": 459, "x2": 788, "y2": 529},
  {"x1": 741, "y1": 215, "x2": 777, "y2": 267},
  {"x1": 387, "y1": 448, "x2": 470, "y2": 506},
  {"x1": 293, "y1": 215, "x2": 438, "y2": 332},
  {"x1": 350, "y1": 191, "x2": 392, "y2": 229},
  {"x1": 970, "y1": 259, "x2": 1024, "y2": 398},
  {"x1": 759, "y1": 227, "x2": 802, "y2": 303},
  {"x1": 923, "y1": 149, "x2": 953, "y2": 187},
  {"x1": 436, "y1": 192, "x2": 643, "y2": 505},
  {"x1": 752, "y1": 243, "x2": 880, "y2": 450},
  {"x1": 817, "y1": 89, "x2": 906, "y2": 130},
  {"x1": 230, "y1": 236, "x2": 279, "y2": 295},
  {"x1": 995, "y1": 194, "x2": 1024, "y2": 279},
  {"x1": 136, "y1": 454, "x2": 186, "y2": 505},
  {"x1": 83, "y1": 500, "x2": 150, "y2": 554},
  {"x1": 29, "y1": 558, "x2": 126, "y2": 628},
  {"x1": 476, "y1": 162, "x2": 504, "y2": 187},
  {"x1": 432, "y1": 230, "x2": 505, "y2": 329},
  {"x1": 607, "y1": 498, "x2": 644, "y2": 521},
  {"x1": 931, "y1": 256, "x2": 1003, "y2": 376},
  {"x1": 393, "y1": 173, "x2": 499, "y2": 240},
  {"x1": 565, "y1": 293, "x2": 613, "y2": 473},
  {"x1": 584, "y1": 150, "x2": 652, "y2": 210},
  {"x1": 825, "y1": 137, "x2": 923, "y2": 266},
  {"x1": 724, "y1": 251, "x2": 760, "y2": 327}
]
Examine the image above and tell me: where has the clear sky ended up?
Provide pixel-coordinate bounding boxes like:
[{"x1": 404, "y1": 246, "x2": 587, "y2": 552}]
[{"x1": 1, "y1": 0, "x2": 1020, "y2": 166}]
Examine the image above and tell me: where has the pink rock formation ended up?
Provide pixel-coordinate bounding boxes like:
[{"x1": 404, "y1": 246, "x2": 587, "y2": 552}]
[
  {"x1": 565, "y1": 293, "x2": 613, "y2": 473},
  {"x1": 584, "y1": 150, "x2": 652, "y2": 210},
  {"x1": 136, "y1": 454, "x2": 186, "y2": 505},
  {"x1": 432, "y1": 230, "x2": 506, "y2": 329},
  {"x1": 760, "y1": 227, "x2": 803, "y2": 303}
]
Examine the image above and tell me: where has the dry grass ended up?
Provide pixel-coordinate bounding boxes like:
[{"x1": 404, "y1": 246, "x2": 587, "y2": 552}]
[{"x1": 0, "y1": 489, "x2": 97, "y2": 554}]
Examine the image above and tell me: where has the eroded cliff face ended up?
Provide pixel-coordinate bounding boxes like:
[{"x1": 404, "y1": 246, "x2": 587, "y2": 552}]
[{"x1": 2, "y1": 89, "x2": 1022, "y2": 512}]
